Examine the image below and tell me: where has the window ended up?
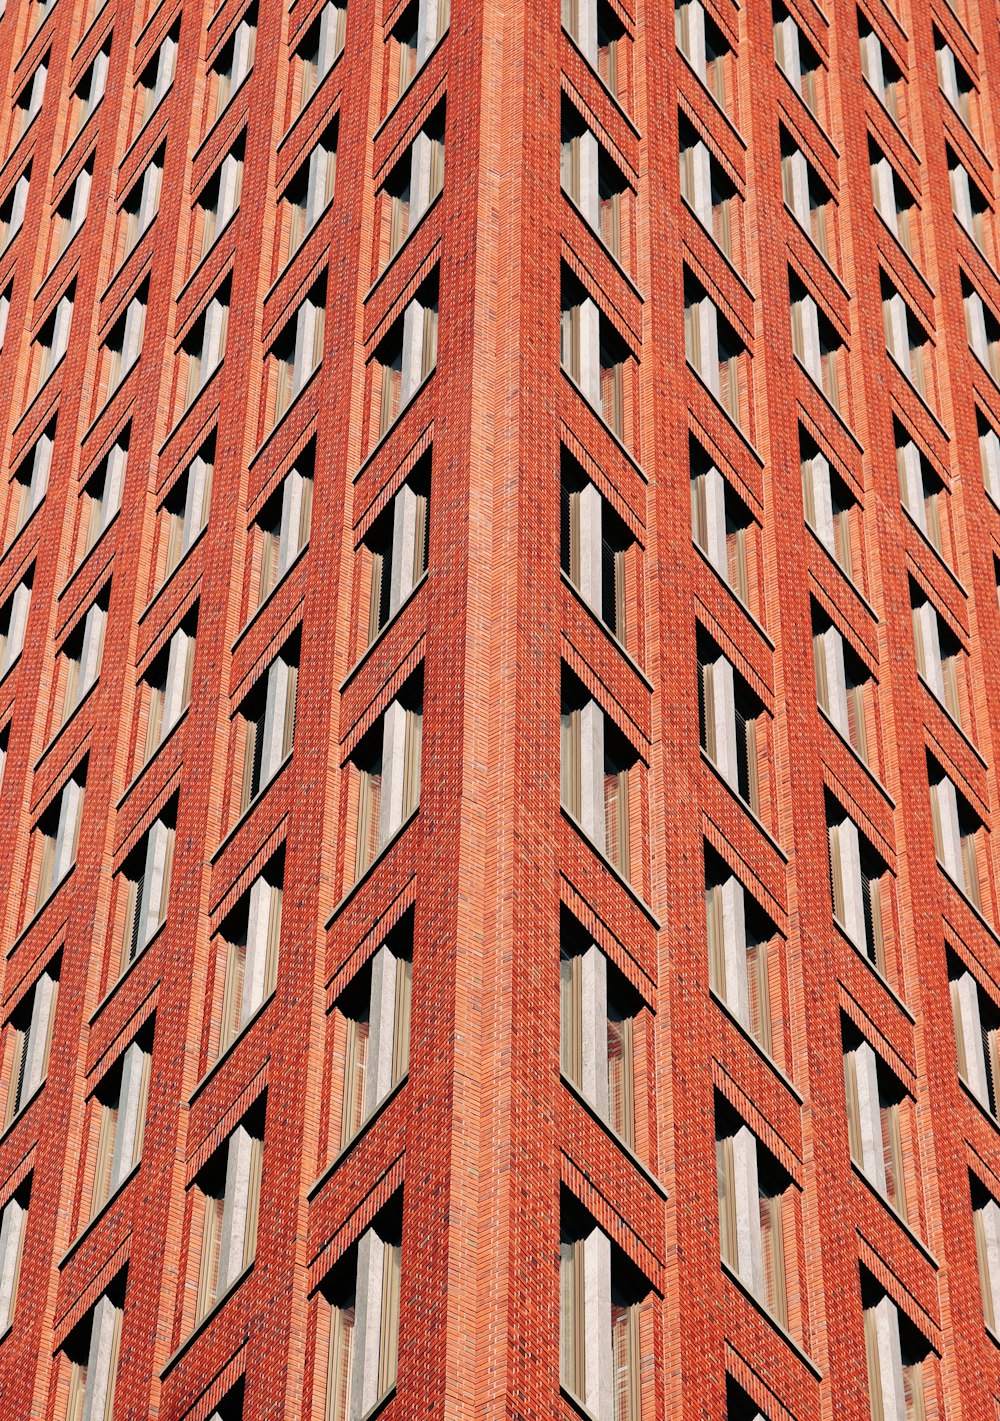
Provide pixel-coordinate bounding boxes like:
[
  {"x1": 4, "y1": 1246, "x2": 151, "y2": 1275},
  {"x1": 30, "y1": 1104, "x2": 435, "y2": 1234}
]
[
  {"x1": 948, "y1": 148, "x2": 988, "y2": 251},
  {"x1": 979, "y1": 410, "x2": 1000, "y2": 506},
  {"x1": 89, "y1": 1033, "x2": 151, "y2": 1217},
  {"x1": 79, "y1": 433, "x2": 128, "y2": 558},
  {"x1": 685, "y1": 276, "x2": 748, "y2": 430},
  {"x1": 215, "y1": 857, "x2": 283, "y2": 1056},
  {"x1": 675, "y1": 0, "x2": 730, "y2": 113},
  {"x1": 252, "y1": 456, "x2": 314, "y2": 611},
  {"x1": 157, "y1": 447, "x2": 213, "y2": 584},
  {"x1": 139, "y1": 609, "x2": 196, "y2": 759},
  {"x1": 374, "y1": 278, "x2": 438, "y2": 439},
  {"x1": 235, "y1": 641, "x2": 298, "y2": 814},
  {"x1": 321, "y1": 1206, "x2": 402, "y2": 1420},
  {"x1": 563, "y1": 105, "x2": 632, "y2": 267},
  {"x1": 773, "y1": 3, "x2": 823, "y2": 118},
  {"x1": 62, "y1": 1281, "x2": 125, "y2": 1421},
  {"x1": 782, "y1": 133, "x2": 833, "y2": 259},
  {"x1": 869, "y1": 145, "x2": 918, "y2": 261},
  {"x1": 269, "y1": 280, "x2": 325, "y2": 425},
  {"x1": 973, "y1": 1177, "x2": 1000, "y2": 1334},
  {"x1": 72, "y1": 37, "x2": 110, "y2": 135},
  {"x1": 560, "y1": 922, "x2": 639, "y2": 1149},
  {"x1": 4, "y1": 961, "x2": 58, "y2": 1123},
  {"x1": 812, "y1": 608, "x2": 877, "y2": 769},
  {"x1": 928, "y1": 757, "x2": 984, "y2": 909},
  {"x1": 896, "y1": 430, "x2": 949, "y2": 560},
  {"x1": 8, "y1": 423, "x2": 54, "y2": 542},
  {"x1": 210, "y1": 10, "x2": 257, "y2": 121},
  {"x1": 911, "y1": 586, "x2": 966, "y2": 728},
  {"x1": 181, "y1": 281, "x2": 229, "y2": 406},
  {"x1": 716, "y1": 1102, "x2": 793, "y2": 1328},
  {"x1": 844, "y1": 1028, "x2": 913, "y2": 1220},
  {"x1": 563, "y1": 0, "x2": 628, "y2": 104},
  {"x1": 122, "y1": 149, "x2": 163, "y2": 255},
  {"x1": 964, "y1": 278, "x2": 1000, "y2": 384},
  {"x1": 561, "y1": 673, "x2": 635, "y2": 878},
  {"x1": 0, "y1": 1179, "x2": 28, "y2": 1331},
  {"x1": 15, "y1": 58, "x2": 47, "y2": 139},
  {"x1": 293, "y1": 0, "x2": 345, "y2": 114},
  {"x1": 33, "y1": 766, "x2": 86, "y2": 909},
  {"x1": 0, "y1": 723, "x2": 7, "y2": 794},
  {"x1": 800, "y1": 432, "x2": 859, "y2": 581},
  {"x1": 936, "y1": 30, "x2": 976, "y2": 129},
  {"x1": 705, "y1": 849, "x2": 778, "y2": 1058},
  {"x1": 861, "y1": 1275, "x2": 930, "y2": 1421},
  {"x1": 137, "y1": 27, "x2": 177, "y2": 127},
  {"x1": 562, "y1": 275, "x2": 632, "y2": 440},
  {"x1": 560, "y1": 1197, "x2": 644, "y2": 1420},
  {"x1": 56, "y1": 589, "x2": 108, "y2": 726},
  {"x1": 0, "y1": 287, "x2": 8, "y2": 352},
  {"x1": 0, "y1": 573, "x2": 32, "y2": 678},
  {"x1": 827, "y1": 801, "x2": 892, "y2": 975},
  {"x1": 680, "y1": 117, "x2": 739, "y2": 263},
  {"x1": 195, "y1": 141, "x2": 243, "y2": 259},
  {"x1": 332, "y1": 921, "x2": 411, "y2": 1147},
  {"x1": 859, "y1": 17, "x2": 904, "y2": 125},
  {"x1": 34, "y1": 286, "x2": 74, "y2": 389},
  {"x1": 280, "y1": 124, "x2": 337, "y2": 261},
  {"x1": 193, "y1": 1110, "x2": 263, "y2": 1322},
  {"x1": 0, "y1": 168, "x2": 30, "y2": 251},
  {"x1": 560, "y1": 461, "x2": 632, "y2": 644},
  {"x1": 364, "y1": 463, "x2": 429, "y2": 642},
  {"x1": 697, "y1": 632, "x2": 767, "y2": 817},
  {"x1": 55, "y1": 161, "x2": 92, "y2": 257},
  {"x1": 882, "y1": 280, "x2": 932, "y2": 402},
  {"x1": 352, "y1": 676, "x2": 423, "y2": 879},
  {"x1": 118, "y1": 807, "x2": 175, "y2": 972},
  {"x1": 381, "y1": 113, "x2": 444, "y2": 266},
  {"x1": 690, "y1": 440, "x2": 757, "y2": 607},
  {"x1": 949, "y1": 956, "x2": 1000, "y2": 1115},
  {"x1": 790, "y1": 275, "x2": 845, "y2": 411},
  {"x1": 103, "y1": 285, "x2": 147, "y2": 396}
]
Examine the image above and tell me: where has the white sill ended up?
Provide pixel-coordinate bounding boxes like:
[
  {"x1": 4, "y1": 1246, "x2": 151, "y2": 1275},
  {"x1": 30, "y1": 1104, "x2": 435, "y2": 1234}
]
[{"x1": 560, "y1": 1073, "x2": 667, "y2": 1198}]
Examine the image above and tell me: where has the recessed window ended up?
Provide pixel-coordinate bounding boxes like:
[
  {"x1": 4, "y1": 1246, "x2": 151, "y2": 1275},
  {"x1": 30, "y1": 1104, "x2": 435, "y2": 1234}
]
[
  {"x1": 32, "y1": 765, "x2": 86, "y2": 911},
  {"x1": 138, "y1": 608, "x2": 197, "y2": 761},
  {"x1": 697, "y1": 629, "x2": 768, "y2": 818},
  {"x1": 790, "y1": 273, "x2": 846, "y2": 411},
  {"x1": 350, "y1": 673, "x2": 423, "y2": 880},
  {"x1": 71, "y1": 36, "x2": 110, "y2": 136},
  {"x1": 681, "y1": 115, "x2": 740, "y2": 264},
  {"x1": 928, "y1": 755, "x2": 984, "y2": 909},
  {"x1": 320, "y1": 1199, "x2": 403, "y2": 1420},
  {"x1": 882, "y1": 278, "x2": 933, "y2": 403},
  {"x1": 3, "y1": 959, "x2": 59, "y2": 1124},
  {"x1": 562, "y1": 270, "x2": 634, "y2": 441},
  {"x1": 7, "y1": 422, "x2": 54, "y2": 545},
  {"x1": 33, "y1": 284, "x2": 74, "y2": 391},
  {"x1": 773, "y1": 3, "x2": 824, "y2": 120},
  {"x1": 209, "y1": 9, "x2": 257, "y2": 123},
  {"x1": 330, "y1": 915, "x2": 412, "y2": 1148},
  {"x1": 690, "y1": 440, "x2": 758, "y2": 610},
  {"x1": 716, "y1": 1097, "x2": 796, "y2": 1329},
  {"x1": 292, "y1": 0, "x2": 345, "y2": 116},
  {"x1": 684, "y1": 274, "x2": 749, "y2": 431},
  {"x1": 267, "y1": 279, "x2": 326, "y2": 427},
  {"x1": 372, "y1": 275, "x2": 438, "y2": 441},
  {"x1": 0, "y1": 572, "x2": 32, "y2": 679},
  {"x1": 213, "y1": 853, "x2": 283, "y2": 1057},
  {"x1": 195, "y1": 139, "x2": 244, "y2": 260},
  {"x1": 950, "y1": 954, "x2": 1000, "y2": 1116},
  {"x1": 563, "y1": 0, "x2": 630, "y2": 106},
  {"x1": 812, "y1": 604, "x2": 878, "y2": 770},
  {"x1": 827, "y1": 797, "x2": 893, "y2": 977},
  {"x1": 278, "y1": 123, "x2": 337, "y2": 265},
  {"x1": 870, "y1": 143, "x2": 919, "y2": 262},
  {"x1": 136, "y1": 27, "x2": 177, "y2": 128},
  {"x1": 78, "y1": 431, "x2": 129, "y2": 560},
  {"x1": 61, "y1": 1277, "x2": 126, "y2": 1421},
  {"x1": 363, "y1": 461, "x2": 429, "y2": 643},
  {"x1": 0, "y1": 167, "x2": 30, "y2": 251},
  {"x1": 0, "y1": 1177, "x2": 29, "y2": 1330},
  {"x1": 234, "y1": 638, "x2": 299, "y2": 815},
  {"x1": 676, "y1": 0, "x2": 731, "y2": 114},
  {"x1": 561, "y1": 456, "x2": 634, "y2": 646},
  {"x1": 193, "y1": 1107, "x2": 264, "y2": 1323},
  {"x1": 911, "y1": 584, "x2": 967, "y2": 729},
  {"x1": 782, "y1": 131, "x2": 834, "y2": 260},
  {"x1": 705, "y1": 847, "x2": 782, "y2": 1062},
  {"x1": 180, "y1": 279, "x2": 230, "y2": 408},
  {"x1": 800, "y1": 430, "x2": 861, "y2": 582},
  {"x1": 15, "y1": 57, "x2": 48, "y2": 140},
  {"x1": 116, "y1": 803, "x2": 176, "y2": 973},
  {"x1": 101, "y1": 283, "x2": 148, "y2": 400},
  {"x1": 964, "y1": 277, "x2": 1000, "y2": 385},
  {"x1": 380, "y1": 109, "x2": 444, "y2": 266},
  {"x1": 861, "y1": 1271, "x2": 931, "y2": 1419},
  {"x1": 55, "y1": 586, "x2": 109, "y2": 728},
  {"x1": 54, "y1": 160, "x2": 92, "y2": 258},
  {"x1": 88, "y1": 1029, "x2": 152, "y2": 1218},
  {"x1": 121, "y1": 148, "x2": 163, "y2": 256},
  {"x1": 251, "y1": 453, "x2": 314, "y2": 612},
  {"x1": 155, "y1": 443, "x2": 214, "y2": 586},
  {"x1": 844, "y1": 1023, "x2": 915, "y2": 1222},
  {"x1": 948, "y1": 146, "x2": 989, "y2": 252},
  {"x1": 859, "y1": 16, "x2": 905, "y2": 125},
  {"x1": 561, "y1": 669, "x2": 637, "y2": 879}
]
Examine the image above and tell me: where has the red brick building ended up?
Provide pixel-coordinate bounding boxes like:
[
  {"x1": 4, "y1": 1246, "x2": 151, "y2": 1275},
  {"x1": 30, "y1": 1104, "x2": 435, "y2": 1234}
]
[{"x1": 0, "y1": 0, "x2": 999, "y2": 1412}]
